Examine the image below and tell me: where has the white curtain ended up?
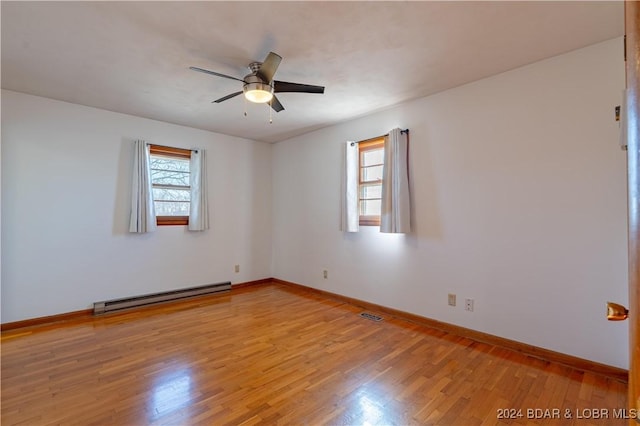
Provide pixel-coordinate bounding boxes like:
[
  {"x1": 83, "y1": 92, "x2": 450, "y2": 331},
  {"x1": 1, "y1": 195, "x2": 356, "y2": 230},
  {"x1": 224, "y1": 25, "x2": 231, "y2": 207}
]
[
  {"x1": 188, "y1": 149, "x2": 209, "y2": 231},
  {"x1": 341, "y1": 141, "x2": 359, "y2": 232},
  {"x1": 129, "y1": 140, "x2": 157, "y2": 233},
  {"x1": 380, "y1": 128, "x2": 411, "y2": 233}
]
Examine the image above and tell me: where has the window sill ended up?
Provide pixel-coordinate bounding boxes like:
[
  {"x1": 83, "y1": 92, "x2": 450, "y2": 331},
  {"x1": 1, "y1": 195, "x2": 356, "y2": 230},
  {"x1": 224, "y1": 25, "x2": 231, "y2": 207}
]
[
  {"x1": 359, "y1": 216, "x2": 380, "y2": 227},
  {"x1": 157, "y1": 216, "x2": 189, "y2": 226}
]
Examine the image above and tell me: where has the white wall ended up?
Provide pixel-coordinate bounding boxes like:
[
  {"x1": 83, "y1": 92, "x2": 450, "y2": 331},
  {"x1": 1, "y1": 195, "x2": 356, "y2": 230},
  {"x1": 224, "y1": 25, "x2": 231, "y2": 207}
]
[
  {"x1": 272, "y1": 38, "x2": 629, "y2": 368},
  {"x1": 1, "y1": 90, "x2": 272, "y2": 322},
  {"x1": 0, "y1": 100, "x2": 2, "y2": 323}
]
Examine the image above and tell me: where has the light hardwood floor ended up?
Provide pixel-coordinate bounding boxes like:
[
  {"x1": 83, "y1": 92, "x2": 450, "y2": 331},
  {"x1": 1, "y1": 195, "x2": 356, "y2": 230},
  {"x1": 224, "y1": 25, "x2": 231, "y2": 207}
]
[{"x1": 1, "y1": 283, "x2": 628, "y2": 425}]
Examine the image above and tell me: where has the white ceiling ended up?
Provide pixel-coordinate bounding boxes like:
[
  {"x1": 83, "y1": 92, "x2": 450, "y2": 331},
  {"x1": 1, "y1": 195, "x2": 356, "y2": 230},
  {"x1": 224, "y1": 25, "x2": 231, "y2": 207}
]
[{"x1": 1, "y1": 1, "x2": 624, "y2": 143}]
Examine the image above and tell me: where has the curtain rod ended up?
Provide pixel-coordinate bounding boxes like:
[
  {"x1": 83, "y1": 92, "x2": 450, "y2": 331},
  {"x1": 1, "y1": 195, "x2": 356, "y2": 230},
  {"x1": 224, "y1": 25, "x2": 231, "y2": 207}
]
[
  {"x1": 350, "y1": 128, "x2": 409, "y2": 145},
  {"x1": 146, "y1": 142, "x2": 198, "y2": 153}
]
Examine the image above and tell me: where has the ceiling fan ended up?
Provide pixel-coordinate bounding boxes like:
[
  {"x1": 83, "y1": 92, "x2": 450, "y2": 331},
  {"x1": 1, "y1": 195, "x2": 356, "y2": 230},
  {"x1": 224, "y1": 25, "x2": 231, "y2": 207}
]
[{"x1": 190, "y1": 52, "x2": 325, "y2": 112}]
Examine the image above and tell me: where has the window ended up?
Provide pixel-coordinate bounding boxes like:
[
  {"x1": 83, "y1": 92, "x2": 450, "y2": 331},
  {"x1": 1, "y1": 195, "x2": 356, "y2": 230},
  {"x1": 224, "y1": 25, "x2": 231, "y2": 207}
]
[
  {"x1": 149, "y1": 144, "x2": 192, "y2": 226},
  {"x1": 358, "y1": 137, "x2": 385, "y2": 226}
]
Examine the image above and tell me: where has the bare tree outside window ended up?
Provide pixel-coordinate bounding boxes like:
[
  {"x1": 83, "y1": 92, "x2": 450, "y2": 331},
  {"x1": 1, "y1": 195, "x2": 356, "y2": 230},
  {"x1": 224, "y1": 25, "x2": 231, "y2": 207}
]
[{"x1": 149, "y1": 145, "x2": 192, "y2": 225}]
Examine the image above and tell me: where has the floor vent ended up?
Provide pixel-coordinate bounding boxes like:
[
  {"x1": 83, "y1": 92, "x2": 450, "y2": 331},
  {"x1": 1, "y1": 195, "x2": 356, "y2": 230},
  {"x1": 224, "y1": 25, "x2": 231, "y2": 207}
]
[
  {"x1": 93, "y1": 282, "x2": 231, "y2": 315},
  {"x1": 360, "y1": 312, "x2": 383, "y2": 322}
]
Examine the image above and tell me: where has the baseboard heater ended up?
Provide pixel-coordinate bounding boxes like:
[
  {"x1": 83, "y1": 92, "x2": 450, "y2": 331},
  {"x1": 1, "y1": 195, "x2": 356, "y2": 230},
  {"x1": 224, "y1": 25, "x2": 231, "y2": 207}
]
[{"x1": 93, "y1": 281, "x2": 231, "y2": 315}]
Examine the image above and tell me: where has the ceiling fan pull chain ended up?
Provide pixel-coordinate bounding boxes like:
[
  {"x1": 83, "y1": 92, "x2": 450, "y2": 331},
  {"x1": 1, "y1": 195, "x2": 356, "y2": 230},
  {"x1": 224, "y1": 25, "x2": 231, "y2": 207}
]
[
  {"x1": 244, "y1": 96, "x2": 247, "y2": 117},
  {"x1": 269, "y1": 101, "x2": 273, "y2": 124}
]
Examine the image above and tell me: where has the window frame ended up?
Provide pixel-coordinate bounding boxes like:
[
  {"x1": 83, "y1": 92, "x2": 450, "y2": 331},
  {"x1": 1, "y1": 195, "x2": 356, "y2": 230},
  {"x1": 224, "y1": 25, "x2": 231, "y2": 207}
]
[
  {"x1": 358, "y1": 137, "x2": 385, "y2": 226},
  {"x1": 149, "y1": 144, "x2": 192, "y2": 226}
]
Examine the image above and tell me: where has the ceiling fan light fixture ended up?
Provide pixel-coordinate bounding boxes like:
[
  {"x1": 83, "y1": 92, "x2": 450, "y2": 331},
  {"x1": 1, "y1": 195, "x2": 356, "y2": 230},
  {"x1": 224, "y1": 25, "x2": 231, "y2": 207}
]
[{"x1": 244, "y1": 82, "x2": 273, "y2": 103}]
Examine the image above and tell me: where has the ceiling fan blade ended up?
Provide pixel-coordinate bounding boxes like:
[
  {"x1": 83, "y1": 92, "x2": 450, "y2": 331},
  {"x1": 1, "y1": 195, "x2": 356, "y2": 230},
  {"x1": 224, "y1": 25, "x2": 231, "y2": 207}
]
[
  {"x1": 190, "y1": 66, "x2": 244, "y2": 82},
  {"x1": 256, "y1": 52, "x2": 282, "y2": 83},
  {"x1": 274, "y1": 80, "x2": 325, "y2": 94},
  {"x1": 270, "y1": 95, "x2": 285, "y2": 112},
  {"x1": 213, "y1": 91, "x2": 243, "y2": 103}
]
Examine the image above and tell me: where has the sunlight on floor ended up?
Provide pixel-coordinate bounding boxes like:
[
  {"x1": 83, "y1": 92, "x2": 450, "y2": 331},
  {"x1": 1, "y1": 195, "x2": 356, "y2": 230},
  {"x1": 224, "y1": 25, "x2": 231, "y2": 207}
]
[
  {"x1": 358, "y1": 391, "x2": 385, "y2": 425},
  {"x1": 148, "y1": 369, "x2": 192, "y2": 421}
]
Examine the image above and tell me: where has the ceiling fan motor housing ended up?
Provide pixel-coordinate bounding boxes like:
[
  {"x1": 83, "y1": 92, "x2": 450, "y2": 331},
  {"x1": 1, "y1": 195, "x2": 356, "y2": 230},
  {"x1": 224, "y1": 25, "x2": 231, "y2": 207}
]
[{"x1": 248, "y1": 61, "x2": 263, "y2": 74}]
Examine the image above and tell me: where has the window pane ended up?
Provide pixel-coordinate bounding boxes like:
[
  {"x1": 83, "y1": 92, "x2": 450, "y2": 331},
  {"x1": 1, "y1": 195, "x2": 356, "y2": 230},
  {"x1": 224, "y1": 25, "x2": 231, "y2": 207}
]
[
  {"x1": 152, "y1": 173, "x2": 190, "y2": 186},
  {"x1": 154, "y1": 201, "x2": 190, "y2": 216},
  {"x1": 362, "y1": 148, "x2": 384, "y2": 166},
  {"x1": 152, "y1": 188, "x2": 191, "y2": 202},
  {"x1": 362, "y1": 165, "x2": 383, "y2": 182},
  {"x1": 360, "y1": 184, "x2": 381, "y2": 200},
  {"x1": 360, "y1": 199, "x2": 381, "y2": 216},
  {"x1": 150, "y1": 157, "x2": 190, "y2": 172},
  {"x1": 150, "y1": 170, "x2": 190, "y2": 186},
  {"x1": 150, "y1": 156, "x2": 190, "y2": 186}
]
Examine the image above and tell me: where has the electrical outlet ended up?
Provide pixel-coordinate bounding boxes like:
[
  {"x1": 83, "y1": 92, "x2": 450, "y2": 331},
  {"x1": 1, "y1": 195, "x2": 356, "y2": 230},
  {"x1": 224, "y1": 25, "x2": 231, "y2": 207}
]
[
  {"x1": 234, "y1": 264, "x2": 240, "y2": 273},
  {"x1": 323, "y1": 269, "x2": 328, "y2": 279},
  {"x1": 448, "y1": 294, "x2": 456, "y2": 306},
  {"x1": 465, "y1": 298, "x2": 474, "y2": 312}
]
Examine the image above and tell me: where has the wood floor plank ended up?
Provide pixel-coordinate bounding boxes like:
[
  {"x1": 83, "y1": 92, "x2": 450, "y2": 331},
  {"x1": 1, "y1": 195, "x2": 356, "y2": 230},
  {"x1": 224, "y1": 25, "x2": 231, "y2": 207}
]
[{"x1": 1, "y1": 283, "x2": 628, "y2": 425}]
